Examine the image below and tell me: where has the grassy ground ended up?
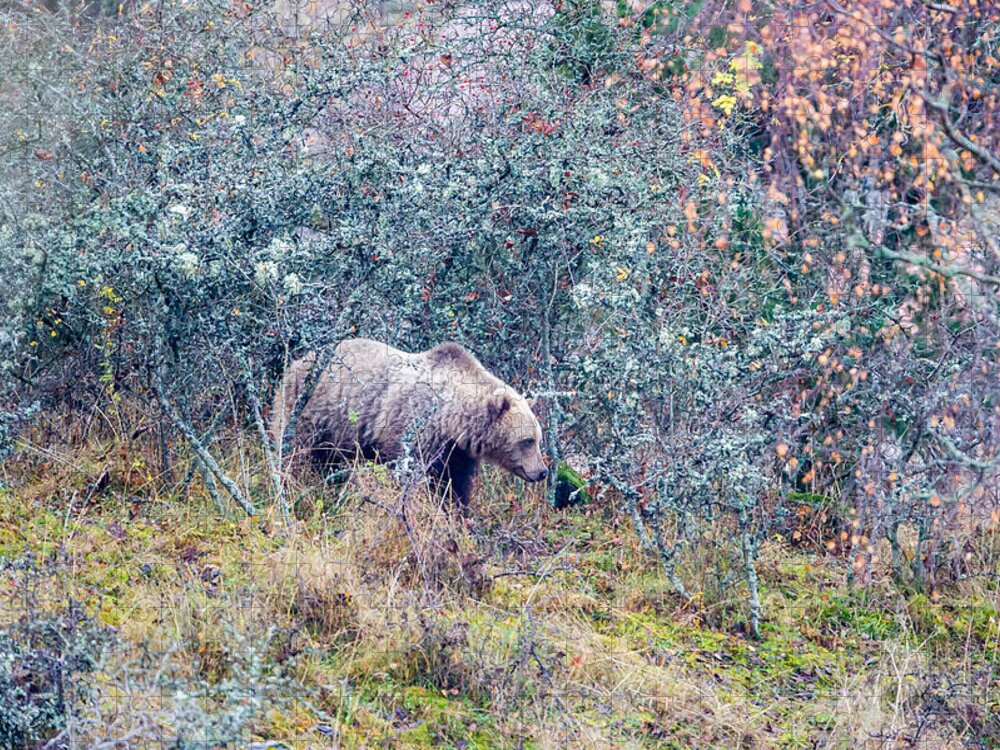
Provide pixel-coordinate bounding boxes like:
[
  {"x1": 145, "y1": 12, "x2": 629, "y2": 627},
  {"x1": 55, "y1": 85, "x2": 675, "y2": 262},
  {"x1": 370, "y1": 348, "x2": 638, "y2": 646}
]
[{"x1": 0, "y1": 439, "x2": 998, "y2": 749}]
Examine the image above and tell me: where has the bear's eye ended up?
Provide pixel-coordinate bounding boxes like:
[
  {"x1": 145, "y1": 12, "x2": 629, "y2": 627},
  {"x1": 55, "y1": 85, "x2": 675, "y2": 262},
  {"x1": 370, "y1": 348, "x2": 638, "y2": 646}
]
[{"x1": 519, "y1": 438, "x2": 535, "y2": 450}]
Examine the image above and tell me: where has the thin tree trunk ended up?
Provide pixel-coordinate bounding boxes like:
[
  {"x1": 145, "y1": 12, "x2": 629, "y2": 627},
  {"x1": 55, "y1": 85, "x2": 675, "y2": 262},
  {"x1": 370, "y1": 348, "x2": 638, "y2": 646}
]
[
  {"x1": 154, "y1": 374, "x2": 255, "y2": 517},
  {"x1": 888, "y1": 519, "x2": 904, "y2": 584},
  {"x1": 196, "y1": 453, "x2": 227, "y2": 515},
  {"x1": 246, "y1": 379, "x2": 291, "y2": 527},
  {"x1": 540, "y1": 303, "x2": 560, "y2": 508},
  {"x1": 158, "y1": 418, "x2": 172, "y2": 486},
  {"x1": 912, "y1": 516, "x2": 929, "y2": 592},
  {"x1": 739, "y1": 505, "x2": 762, "y2": 639}
]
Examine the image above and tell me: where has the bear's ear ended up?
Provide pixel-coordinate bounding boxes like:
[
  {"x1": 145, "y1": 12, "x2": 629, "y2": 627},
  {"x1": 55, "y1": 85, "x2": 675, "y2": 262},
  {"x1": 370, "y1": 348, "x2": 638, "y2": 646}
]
[{"x1": 487, "y1": 394, "x2": 511, "y2": 423}]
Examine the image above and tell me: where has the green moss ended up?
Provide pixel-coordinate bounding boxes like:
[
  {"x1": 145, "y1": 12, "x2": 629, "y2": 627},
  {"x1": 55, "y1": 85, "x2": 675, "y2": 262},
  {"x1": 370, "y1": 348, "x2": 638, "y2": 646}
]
[
  {"x1": 815, "y1": 592, "x2": 900, "y2": 641},
  {"x1": 553, "y1": 461, "x2": 590, "y2": 509},
  {"x1": 906, "y1": 595, "x2": 999, "y2": 655},
  {"x1": 341, "y1": 682, "x2": 504, "y2": 749}
]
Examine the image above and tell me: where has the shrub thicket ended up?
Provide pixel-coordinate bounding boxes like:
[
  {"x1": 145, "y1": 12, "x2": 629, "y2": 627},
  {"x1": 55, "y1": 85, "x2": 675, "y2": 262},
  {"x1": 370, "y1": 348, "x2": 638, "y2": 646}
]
[{"x1": 1, "y1": 0, "x2": 996, "y2": 642}]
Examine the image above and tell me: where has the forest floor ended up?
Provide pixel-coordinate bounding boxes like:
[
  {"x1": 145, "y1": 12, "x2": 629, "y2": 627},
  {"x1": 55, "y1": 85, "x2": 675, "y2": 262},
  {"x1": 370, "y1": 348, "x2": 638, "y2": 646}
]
[{"x1": 0, "y1": 441, "x2": 998, "y2": 749}]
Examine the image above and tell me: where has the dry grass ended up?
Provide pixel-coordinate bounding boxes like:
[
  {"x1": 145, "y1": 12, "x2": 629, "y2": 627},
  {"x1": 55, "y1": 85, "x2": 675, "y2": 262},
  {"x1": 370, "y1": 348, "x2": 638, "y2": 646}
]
[{"x1": 0, "y1": 432, "x2": 997, "y2": 748}]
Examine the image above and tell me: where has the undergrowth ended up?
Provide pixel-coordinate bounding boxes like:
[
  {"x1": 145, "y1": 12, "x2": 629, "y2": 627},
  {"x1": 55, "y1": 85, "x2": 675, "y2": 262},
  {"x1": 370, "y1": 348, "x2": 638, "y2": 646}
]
[{"x1": 0, "y1": 436, "x2": 997, "y2": 749}]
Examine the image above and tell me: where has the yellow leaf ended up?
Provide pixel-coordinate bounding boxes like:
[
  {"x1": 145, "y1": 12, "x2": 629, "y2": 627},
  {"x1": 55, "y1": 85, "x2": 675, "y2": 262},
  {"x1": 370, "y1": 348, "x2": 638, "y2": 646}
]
[{"x1": 712, "y1": 94, "x2": 737, "y2": 116}]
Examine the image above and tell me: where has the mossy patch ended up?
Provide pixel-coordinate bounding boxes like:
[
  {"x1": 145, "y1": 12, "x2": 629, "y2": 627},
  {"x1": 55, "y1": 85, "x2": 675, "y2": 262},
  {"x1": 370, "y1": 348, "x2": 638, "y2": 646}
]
[{"x1": 553, "y1": 461, "x2": 590, "y2": 509}]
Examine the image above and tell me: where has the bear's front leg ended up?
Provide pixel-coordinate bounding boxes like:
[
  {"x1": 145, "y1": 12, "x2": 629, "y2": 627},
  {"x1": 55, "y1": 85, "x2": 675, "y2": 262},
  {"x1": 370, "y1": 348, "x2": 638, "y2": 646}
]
[
  {"x1": 429, "y1": 442, "x2": 478, "y2": 511},
  {"x1": 446, "y1": 459, "x2": 475, "y2": 510}
]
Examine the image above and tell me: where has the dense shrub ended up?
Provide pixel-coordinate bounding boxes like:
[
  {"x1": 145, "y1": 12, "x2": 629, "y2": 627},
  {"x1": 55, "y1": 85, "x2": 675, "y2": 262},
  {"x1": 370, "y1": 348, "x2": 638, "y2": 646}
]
[
  {"x1": 1, "y1": 0, "x2": 997, "y2": 637},
  {"x1": 0, "y1": 559, "x2": 110, "y2": 749}
]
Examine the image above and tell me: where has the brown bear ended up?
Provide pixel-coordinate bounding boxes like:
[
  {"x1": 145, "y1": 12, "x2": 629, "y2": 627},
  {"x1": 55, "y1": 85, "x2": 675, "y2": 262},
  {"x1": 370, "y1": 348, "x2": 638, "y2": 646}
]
[{"x1": 270, "y1": 338, "x2": 549, "y2": 506}]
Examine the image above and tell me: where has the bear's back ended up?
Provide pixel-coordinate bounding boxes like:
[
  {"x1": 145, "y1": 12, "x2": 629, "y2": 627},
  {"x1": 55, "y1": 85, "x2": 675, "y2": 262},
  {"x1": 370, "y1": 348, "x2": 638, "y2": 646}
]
[
  {"x1": 335, "y1": 338, "x2": 416, "y2": 373},
  {"x1": 425, "y1": 342, "x2": 481, "y2": 371}
]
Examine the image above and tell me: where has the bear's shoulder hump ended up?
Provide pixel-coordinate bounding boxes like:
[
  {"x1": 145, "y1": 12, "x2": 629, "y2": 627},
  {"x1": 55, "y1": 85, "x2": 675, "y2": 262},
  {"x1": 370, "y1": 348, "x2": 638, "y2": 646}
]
[{"x1": 426, "y1": 341, "x2": 481, "y2": 371}]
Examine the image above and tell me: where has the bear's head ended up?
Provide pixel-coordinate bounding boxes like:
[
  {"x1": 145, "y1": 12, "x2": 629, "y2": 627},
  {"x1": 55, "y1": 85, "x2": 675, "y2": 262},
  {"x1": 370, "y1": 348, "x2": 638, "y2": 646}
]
[{"x1": 480, "y1": 388, "x2": 549, "y2": 483}]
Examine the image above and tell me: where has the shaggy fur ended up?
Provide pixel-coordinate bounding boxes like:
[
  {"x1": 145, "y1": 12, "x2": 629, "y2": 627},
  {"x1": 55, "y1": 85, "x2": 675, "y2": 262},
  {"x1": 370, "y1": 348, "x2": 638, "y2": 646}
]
[{"x1": 271, "y1": 339, "x2": 548, "y2": 505}]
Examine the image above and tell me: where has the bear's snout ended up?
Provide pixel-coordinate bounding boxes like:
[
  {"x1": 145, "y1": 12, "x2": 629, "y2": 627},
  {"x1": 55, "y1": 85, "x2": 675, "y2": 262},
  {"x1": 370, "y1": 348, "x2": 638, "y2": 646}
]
[{"x1": 526, "y1": 467, "x2": 549, "y2": 483}]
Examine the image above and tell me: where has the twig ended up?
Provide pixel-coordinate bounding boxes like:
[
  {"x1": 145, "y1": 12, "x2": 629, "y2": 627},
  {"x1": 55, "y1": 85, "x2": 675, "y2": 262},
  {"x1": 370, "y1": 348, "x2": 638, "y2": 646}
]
[
  {"x1": 245, "y1": 374, "x2": 292, "y2": 528},
  {"x1": 849, "y1": 231, "x2": 1000, "y2": 287},
  {"x1": 919, "y1": 89, "x2": 1000, "y2": 176},
  {"x1": 154, "y1": 372, "x2": 255, "y2": 517}
]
